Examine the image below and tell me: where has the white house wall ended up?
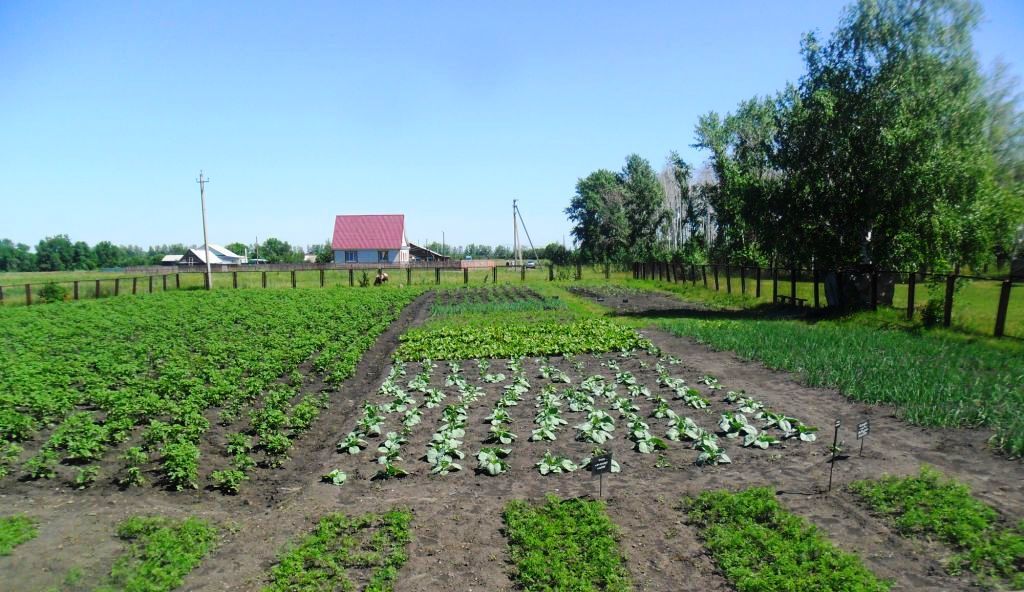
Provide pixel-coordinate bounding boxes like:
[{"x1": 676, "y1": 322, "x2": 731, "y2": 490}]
[{"x1": 333, "y1": 248, "x2": 409, "y2": 265}]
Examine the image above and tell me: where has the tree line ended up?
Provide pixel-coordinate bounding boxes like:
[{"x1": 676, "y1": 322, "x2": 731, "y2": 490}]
[
  {"x1": 567, "y1": 0, "x2": 1024, "y2": 272},
  {"x1": 0, "y1": 235, "x2": 575, "y2": 272},
  {"x1": 0, "y1": 235, "x2": 316, "y2": 272}
]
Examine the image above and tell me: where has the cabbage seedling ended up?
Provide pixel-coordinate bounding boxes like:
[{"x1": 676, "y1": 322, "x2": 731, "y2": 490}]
[
  {"x1": 536, "y1": 451, "x2": 578, "y2": 475},
  {"x1": 322, "y1": 469, "x2": 347, "y2": 485},
  {"x1": 476, "y1": 447, "x2": 510, "y2": 475},
  {"x1": 719, "y1": 412, "x2": 758, "y2": 440},
  {"x1": 700, "y1": 375, "x2": 723, "y2": 390},
  {"x1": 430, "y1": 456, "x2": 462, "y2": 475},
  {"x1": 337, "y1": 432, "x2": 367, "y2": 455},
  {"x1": 615, "y1": 371, "x2": 637, "y2": 386},
  {"x1": 489, "y1": 425, "x2": 517, "y2": 445},
  {"x1": 482, "y1": 373, "x2": 506, "y2": 383},
  {"x1": 575, "y1": 410, "x2": 615, "y2": 444},
  {"x1": 746, "y1": 433, "x2": 780, "y2": 449},
  {"x1": 666, "y1": 416, "x2": 702, "y2": 441}
]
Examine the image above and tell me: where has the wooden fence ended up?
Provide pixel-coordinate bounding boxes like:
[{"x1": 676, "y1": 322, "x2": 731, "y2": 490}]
[{"x1": 631, "y1": 262, "x2": 1020, "y2": 339}]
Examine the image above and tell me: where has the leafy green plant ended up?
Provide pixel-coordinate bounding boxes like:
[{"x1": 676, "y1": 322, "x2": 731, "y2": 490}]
[
  {"x1": 73, "y1": 465, "x2": 100, "y2": 488},
  {"x1": 476, "y1": 447, "x2": 510, "y2": 475},
  {"x1": 0, "y1": 441, "x2": 22, "y2": 479},
  {"x1": 575, "y1": 410, "x2": 615, "y2": 444},
  {"x1": 321, "y1": 469, "x2": 347, "y2": 486},
  {"x1": 24, "y1": 449, "x2": 59, "y2": 480},
  {"x1": 337, "y1": 432, "x2": 367, "y2": 455},
  {"x1": 211, "y1": 468, "x2": 248, "y2": 494},
  {"x1": 162, "y1": 440, "x2": 200, "y2": 490},
  {"x1": 536, "y1": 451, "x2": 578, "y2": 475}
]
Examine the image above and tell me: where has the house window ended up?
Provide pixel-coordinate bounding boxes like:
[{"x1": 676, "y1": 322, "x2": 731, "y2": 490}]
[
  {"x1": 344, "y1": 251, "x2": 357, "y2": 262},
  {"x1": 378, "y1": 250, "x2": 390, "y2": 262}
]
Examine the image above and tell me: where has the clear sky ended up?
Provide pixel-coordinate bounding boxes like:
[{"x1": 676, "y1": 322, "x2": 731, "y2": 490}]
[{"x1": 2, "y1": 1, "x2": 1022, "y2": 252}]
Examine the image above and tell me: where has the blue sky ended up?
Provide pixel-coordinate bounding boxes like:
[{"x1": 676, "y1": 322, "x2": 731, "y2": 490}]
[{"x1": 2, "y1": 1, "x2": 1022, "y2": 252}]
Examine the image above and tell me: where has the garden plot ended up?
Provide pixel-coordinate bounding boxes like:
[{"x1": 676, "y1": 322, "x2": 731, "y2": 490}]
[{"x1": 327, "y1": 348, "x2": 821, "y2": 485}]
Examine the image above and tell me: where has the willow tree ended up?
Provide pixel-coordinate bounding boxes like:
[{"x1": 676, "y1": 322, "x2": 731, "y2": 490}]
[{"x1": 775, "y1": 0, "x2": 1014, "y2": 270}]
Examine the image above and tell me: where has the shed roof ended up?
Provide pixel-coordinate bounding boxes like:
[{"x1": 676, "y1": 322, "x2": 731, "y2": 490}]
[
  {"x1": 332, "y1": 214, "x2": 406, "y2": 250},
  {"x1": 184, "y1": 247, "x2": 225, "y2": 264}
]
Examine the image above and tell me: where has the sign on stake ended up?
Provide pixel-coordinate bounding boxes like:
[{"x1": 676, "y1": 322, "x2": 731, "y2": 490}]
[
  {"x1": 828, "y1": 419, "x2": 840, "y2": 493},
  {"x1": 857, "y1": 419, "x2": 870, "y2": 456},
  {"x1": 590, "y1": 453, "x2": 613, "y2": 498}
]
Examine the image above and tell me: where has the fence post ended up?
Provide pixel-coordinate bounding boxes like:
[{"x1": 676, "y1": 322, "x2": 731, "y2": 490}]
[
  {"x1": 163, "y1": 275, "x2": 167, "y2": 291},
  {"x1": 291, "y1": 270, "x2": 297, "y2": 288},
  {"x1": 725, "y1": 265, "x2": 731, "y2": 294},
  {"x1": 319, "y1": 269, "x2": 325, "y2": 288},
  {"x1": 493, "y1": 266, "x2": 497, "y2": 283},
  {"x1": 350, "y1": 269, "x2": 355, "y2": 287},
  {"x1": 756, "y1": 267, "x2": 762, "y2": 298},
  {"x1": 549, "y1": 264, "x2": 554, "y2": 281},
  {"x1": 132, "y1": 278, "x2": 137, "y2": 294},
  {"x1": 994, "y1": 280, "x2": 1012, "y2": 338},
  {"x1": 115, "y1": 278, "x2": 120, "y2": 296},
  {"x1": 149, "y1": 275, "x2": 153, "y2": 293},
  {"x1": 96, "y1": 279, "x2": 102, "y2": 298},
  {"x1": 233, "y1": 271, "x2": 238, "y2": 289},
  {"x1": 701, "y1": 265, "x2": 708, "y2": 288},
  {"x1": 203, "y1": 274, "x2": 210, "y2": 290},
  {"x1": 906, "y1": 272, "x2": 916, "y2": 320},
  {"x1": 521, "y1": 266, "x2": 526, "y2": 282},
  {"x1": 772, "y1": 268, "x2": 778, "y2": 302},
  {"x1": 605, "y1": 262, "x2": 610, "y2": 279},
  {"x1": 465, "y1": 268, "x2": 469, "y2": 284},
  {"x1": 870, "y1": 271, "x2": 878, "y2": 310},
  {"x1": 789, "y1": 269, "x2": 796, "y2": 300},
  {"x1": 713, "y1": 265, "x2": 720, "y2": 291},
  {"x1": 435, "y1": 268, "x2": 440, "y2": 285},
  {"x1": 175, "y1": 273, "x2": 180, "y2": 289},
  {"x1": 943, "y1": 274, "x2": 956, "y2": 327},
  {"x1": 406, "y1": 267, "x2": 411, "y2": 285},
  {"x1": 25, "y1": 284, "x2": 31, "y2": 306},
  {"x1": 740, "y1": 267, "x2": 746, "y2": 294},
  {"x1": 576, "y1": 262, "x2": 582, "y2": 281},
  {"x1": 0, "y1": 285, "x2": 4, "y2": 304},
  {"x1": 263, "y1": 271, "x2": 268, "y2": 289},
  {"x1": 690, "y1": 264, "x2": 696, "y2": 286},
  {"x1": 813, "y1": 269, "x2": 820, "y2": 309},
  {"x1": 73, "y1": 280, "x2": 79, "y2": 300}
]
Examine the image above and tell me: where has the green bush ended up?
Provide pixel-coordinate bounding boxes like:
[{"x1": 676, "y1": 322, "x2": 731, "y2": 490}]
[{"x1": 37, "y1": 283, "x2": 68, "y2": 303}]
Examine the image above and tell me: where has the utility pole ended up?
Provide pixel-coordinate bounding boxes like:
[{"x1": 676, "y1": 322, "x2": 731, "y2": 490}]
[
  {"x1": 197, "y1": 171, "x2": 212, "y2": 289},
  {"x1": 513, "y1": 199, "x2": 521, "y2": 266}
]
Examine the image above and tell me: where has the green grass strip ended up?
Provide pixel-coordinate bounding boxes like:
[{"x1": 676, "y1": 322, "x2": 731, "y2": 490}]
[
  {"x1": 431, "y1": 297, "x2": 567, "y2": 317},
  {"x1": 95, "y1": 516, "x2": 218, "y2": 592},
  {"x1": 263, "y1": 509, "x2": 412, "y2": 592},
  {"x1": 686, "y1": 488, "x2": 891, "y2": 592},
  {"x1": 850, "y1": 467, "x2": 1024, "y2": 588},
  {"x1": 397, "y1": 318, "x2": 652, "y2": 361},
  {"x1": 0, "y1": 515, "x2": 38, "y2": 556},
  {"x1": 658, "y1": 316, "x2": 1024, "y2": 457},
  {"x1": 503, "y1": 495, "x2": 632, "y2": 592}
]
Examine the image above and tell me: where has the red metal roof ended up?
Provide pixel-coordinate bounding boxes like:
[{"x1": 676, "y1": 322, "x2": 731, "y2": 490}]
[{"x1": 332, "y1": 214, "x2": 406, "y2": 250}]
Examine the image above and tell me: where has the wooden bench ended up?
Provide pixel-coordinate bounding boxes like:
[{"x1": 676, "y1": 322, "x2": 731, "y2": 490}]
[{"x1": 775, "y1": 295, "x2": 807, "y2": 307}]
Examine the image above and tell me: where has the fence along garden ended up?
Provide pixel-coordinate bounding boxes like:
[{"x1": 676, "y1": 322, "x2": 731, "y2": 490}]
[
  {"x1": 3, "y1": 260, "x2": 1018, "y2": 338},
  {"x1": 631, "y1": 261, "x2": 1022, "y2": 339}
]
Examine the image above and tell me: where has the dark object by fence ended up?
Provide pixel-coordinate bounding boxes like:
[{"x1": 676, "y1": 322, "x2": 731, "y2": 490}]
[
  {"x1": 944, "y1": 275, "x2": 956, "y2": 327},
  {"x1": 995, "y1": 280, "x2": 1012, "y2": 337}
]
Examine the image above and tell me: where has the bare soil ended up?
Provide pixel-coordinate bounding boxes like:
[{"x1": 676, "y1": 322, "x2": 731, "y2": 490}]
[{"x1": 2, "y1": 288, "x2": 1021, "y2": 592}]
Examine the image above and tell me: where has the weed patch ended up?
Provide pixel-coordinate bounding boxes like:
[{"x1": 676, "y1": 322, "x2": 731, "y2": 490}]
[
  {"x1": 263, "y1": 509, "x2": 412, "y2": 592},
  {"x1": 503, "y1": 495, "x2": 632, "y2": 591},
  {"x1": 94, "y1": 516, "x2": 217, "y2": 592},
  {"x1": 685, "y1": 487, "x2": 890, "y2": 591},
  {"x1": 0, "y1": 515, "x2": 37, "y2": 555},
  {"x1": 850, "y1": 467, "x2": 1024, "y2": 588}
]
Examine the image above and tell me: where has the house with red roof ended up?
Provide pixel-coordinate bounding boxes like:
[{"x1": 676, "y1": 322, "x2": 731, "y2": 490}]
[{"x1": 331, "y1": 214, "x2": 410, "y2": 265}]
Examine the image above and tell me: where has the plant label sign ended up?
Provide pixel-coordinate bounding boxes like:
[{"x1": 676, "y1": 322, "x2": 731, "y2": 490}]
[
  {"x1": 590, "y1": 453, "x2": 613, "y2": 475},
  {"x1": 857, "y1": 420, "x2": 870, "y2": 439}
]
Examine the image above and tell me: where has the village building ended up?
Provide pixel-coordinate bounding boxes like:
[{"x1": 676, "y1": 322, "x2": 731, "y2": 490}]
[
  {"x1": 332, "y1": 214, "x2": 411, "y2": 264},
  {"x1": 176, "y1": 244, "x2": 247, "y2": 266}
]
